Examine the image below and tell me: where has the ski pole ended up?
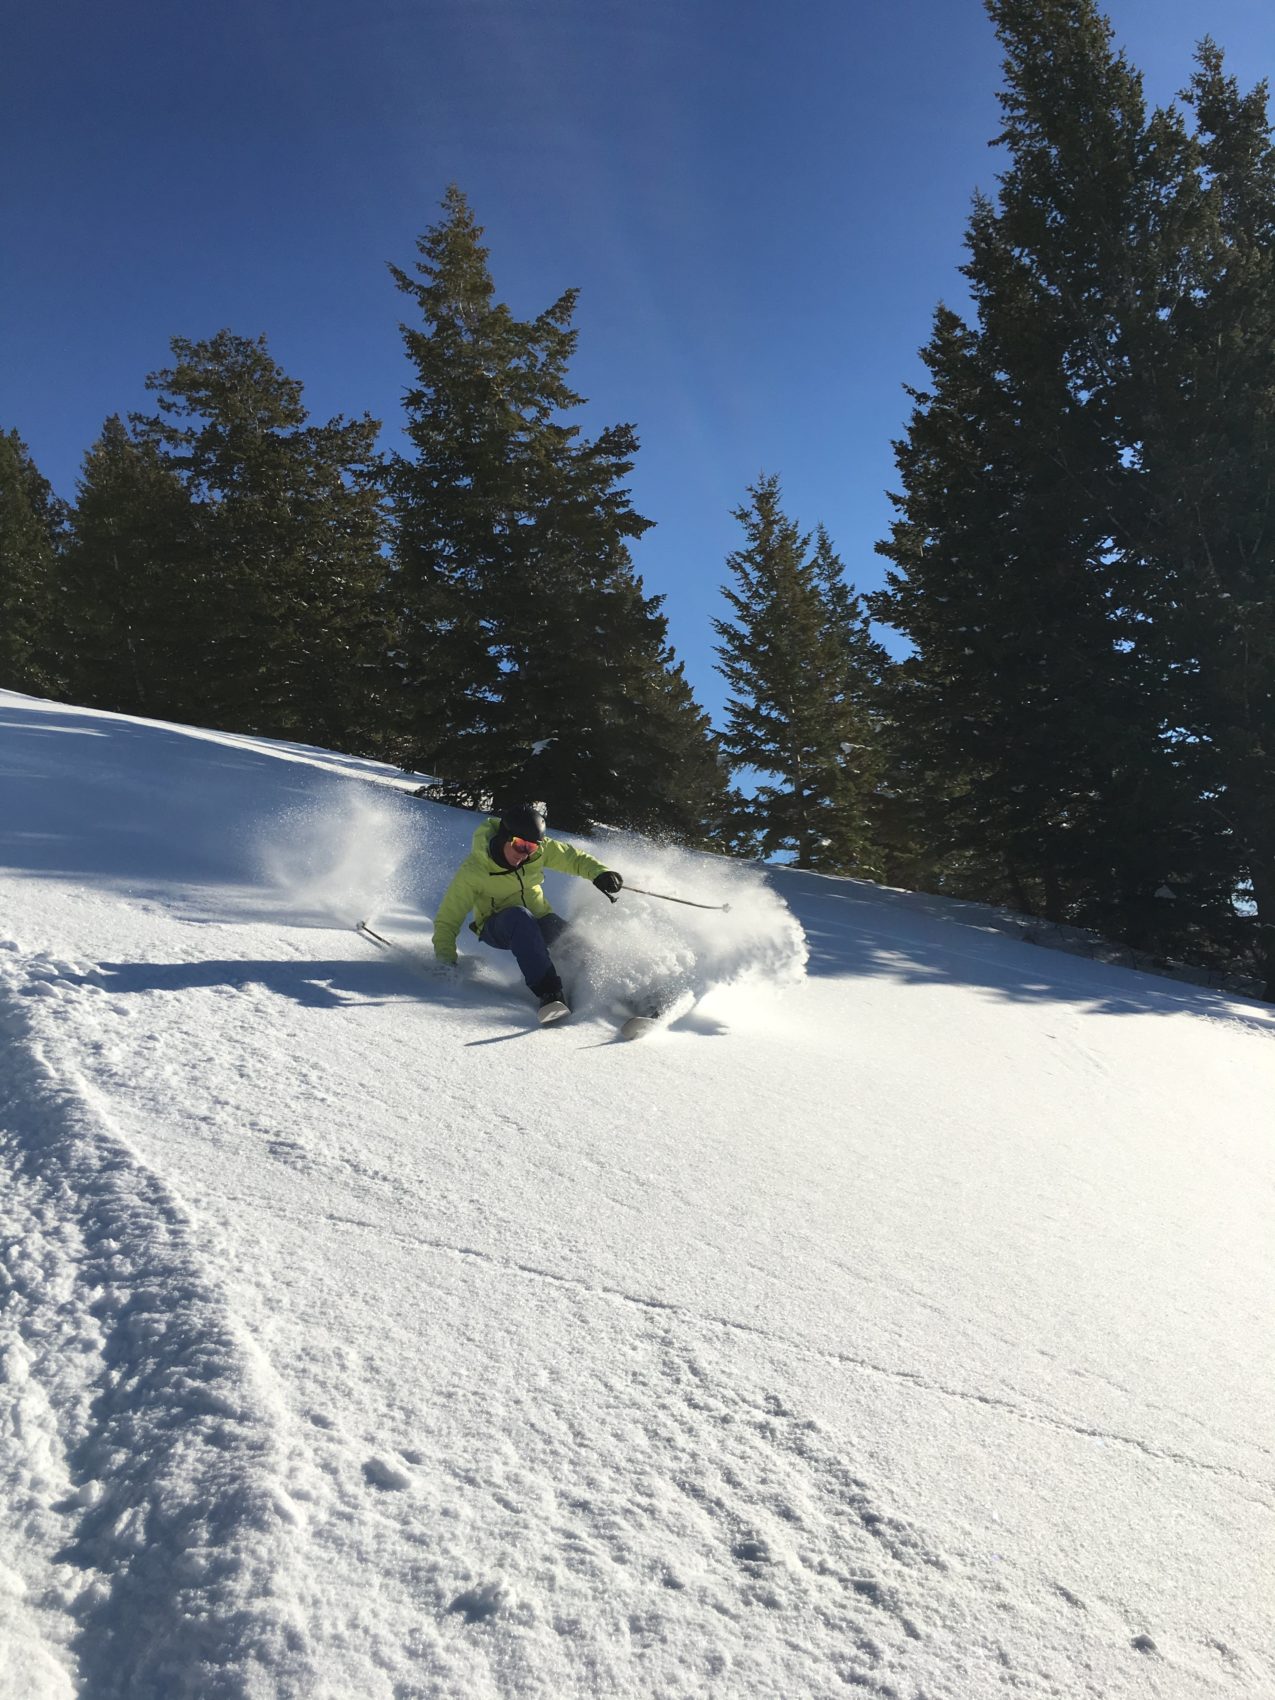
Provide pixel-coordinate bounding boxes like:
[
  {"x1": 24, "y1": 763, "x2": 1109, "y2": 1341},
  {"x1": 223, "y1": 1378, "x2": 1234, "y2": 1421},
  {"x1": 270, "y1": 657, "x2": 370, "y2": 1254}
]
[
  {"x1": 624, "y1": 885, "x2": 731, "y2": 912},
  {"x1": 355, "y1": 920, "x2": 395, "y2": 949},
  {"x1": 355, "y1": 920, "x2": 448, "y2": 976}
]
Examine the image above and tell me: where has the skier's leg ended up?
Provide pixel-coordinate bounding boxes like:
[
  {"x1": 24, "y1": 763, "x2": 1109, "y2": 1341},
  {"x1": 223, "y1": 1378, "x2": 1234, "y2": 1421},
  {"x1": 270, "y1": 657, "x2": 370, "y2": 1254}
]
[
  {"x1": 537, "y1": 913, "x2": 570, "y2": 950},
  {"x1": 536, "y1": 911, "x2": 587, "y2": 988},
  {"x1": 480, "y1": 908, "x2": 558, "y2": 992}
]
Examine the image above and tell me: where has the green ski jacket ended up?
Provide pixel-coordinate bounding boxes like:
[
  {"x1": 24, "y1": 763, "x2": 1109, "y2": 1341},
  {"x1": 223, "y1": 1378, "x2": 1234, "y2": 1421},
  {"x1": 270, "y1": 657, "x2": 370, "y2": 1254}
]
[{"x1": 432, "y1": 817, "x2": 612, "y2": 963}]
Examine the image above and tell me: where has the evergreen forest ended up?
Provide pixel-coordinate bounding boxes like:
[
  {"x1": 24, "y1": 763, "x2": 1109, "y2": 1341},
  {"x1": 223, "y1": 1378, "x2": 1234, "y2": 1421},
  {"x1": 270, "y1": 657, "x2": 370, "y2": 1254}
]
[{"x1": 2, "y1": 1, "x2": 1272, "y2": 998}]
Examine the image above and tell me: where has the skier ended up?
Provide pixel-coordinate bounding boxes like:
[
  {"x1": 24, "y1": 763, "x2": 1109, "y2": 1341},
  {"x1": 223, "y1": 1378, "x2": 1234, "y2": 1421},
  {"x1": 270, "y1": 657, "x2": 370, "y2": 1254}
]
[{"x1": 431, "y1": 804, "x2": 624, "y2": 1023}]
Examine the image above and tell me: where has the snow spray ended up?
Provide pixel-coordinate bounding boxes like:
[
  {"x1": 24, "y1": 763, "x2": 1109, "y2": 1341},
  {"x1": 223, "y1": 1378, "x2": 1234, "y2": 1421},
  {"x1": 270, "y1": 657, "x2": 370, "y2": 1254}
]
[
  {"x1": 557, "y1": 834, "x2": 808, "y2": 1019},
  {"x1": 258, "y1": 787, "x2": 421, "y2": 928}
]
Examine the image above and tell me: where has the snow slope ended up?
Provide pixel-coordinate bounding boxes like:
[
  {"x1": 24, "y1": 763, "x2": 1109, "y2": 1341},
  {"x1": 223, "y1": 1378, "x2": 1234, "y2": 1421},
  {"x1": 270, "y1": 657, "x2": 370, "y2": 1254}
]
[{"x1": 1, "y1": 688, "x2": 1271, "y2": 1700}]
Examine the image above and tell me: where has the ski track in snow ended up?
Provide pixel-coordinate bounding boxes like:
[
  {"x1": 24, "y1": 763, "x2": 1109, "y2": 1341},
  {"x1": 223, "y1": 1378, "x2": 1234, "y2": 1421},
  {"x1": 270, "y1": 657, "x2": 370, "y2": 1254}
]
[
  {"x1": 2, "y1": 690, "x2": 1273, "y2": 1699},
  {"x1": 0, "y1": 946, "x2": 319, "y2": 1699},
  {"x1": 194, "y1": 1181, "x2": 1274, "y2": 1504}
]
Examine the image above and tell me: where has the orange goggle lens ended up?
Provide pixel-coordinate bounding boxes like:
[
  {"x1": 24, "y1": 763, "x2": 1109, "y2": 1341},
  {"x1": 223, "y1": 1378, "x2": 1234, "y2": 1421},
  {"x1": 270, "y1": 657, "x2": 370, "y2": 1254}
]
[{"x1": 510, "y1": 836, "x2": 540, "y2": 856}]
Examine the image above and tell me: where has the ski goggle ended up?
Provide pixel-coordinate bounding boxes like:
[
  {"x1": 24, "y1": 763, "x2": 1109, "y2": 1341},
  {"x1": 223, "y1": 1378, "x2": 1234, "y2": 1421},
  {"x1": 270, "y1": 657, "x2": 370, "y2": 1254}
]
[{"x1": 509, "y1": 836, "x2": 541, "y2": 857}]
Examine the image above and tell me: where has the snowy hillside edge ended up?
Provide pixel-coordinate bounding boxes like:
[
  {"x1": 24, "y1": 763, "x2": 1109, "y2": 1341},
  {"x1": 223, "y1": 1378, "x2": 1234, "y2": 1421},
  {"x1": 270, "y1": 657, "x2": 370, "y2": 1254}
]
[{"x1": 1, "y1": 690, "x2": 1272, "y2": 1700}]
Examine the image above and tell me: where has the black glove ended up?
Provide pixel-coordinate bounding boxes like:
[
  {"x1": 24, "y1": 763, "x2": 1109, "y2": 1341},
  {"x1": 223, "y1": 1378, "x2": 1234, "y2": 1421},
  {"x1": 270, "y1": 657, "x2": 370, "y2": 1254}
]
[{"x1": 593, "y1": 871, "x2": 623, "y2": 903}]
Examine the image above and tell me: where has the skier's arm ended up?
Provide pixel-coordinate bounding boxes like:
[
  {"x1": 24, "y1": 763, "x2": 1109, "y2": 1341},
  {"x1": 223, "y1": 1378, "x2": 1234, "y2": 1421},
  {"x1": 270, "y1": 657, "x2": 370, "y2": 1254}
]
[
  {"x1": 541, "y1": 838, "x2": 612, "y2": 883},
  {"x1": 431, "y1": 869, "x2": 474, "y2": 963}
]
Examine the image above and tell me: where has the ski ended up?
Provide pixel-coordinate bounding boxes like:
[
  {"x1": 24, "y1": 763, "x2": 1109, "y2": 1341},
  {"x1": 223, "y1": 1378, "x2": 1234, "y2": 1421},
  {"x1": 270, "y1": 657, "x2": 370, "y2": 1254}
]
[{"x1": 618, "y1": 984, "x2": 697, "y2": 1039}]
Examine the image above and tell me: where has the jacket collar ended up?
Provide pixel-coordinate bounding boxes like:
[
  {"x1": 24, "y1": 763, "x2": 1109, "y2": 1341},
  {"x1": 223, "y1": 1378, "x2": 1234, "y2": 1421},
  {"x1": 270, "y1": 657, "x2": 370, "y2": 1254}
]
[{"x1": 487, "y1": 828, "x2": 510, "y2": 869}]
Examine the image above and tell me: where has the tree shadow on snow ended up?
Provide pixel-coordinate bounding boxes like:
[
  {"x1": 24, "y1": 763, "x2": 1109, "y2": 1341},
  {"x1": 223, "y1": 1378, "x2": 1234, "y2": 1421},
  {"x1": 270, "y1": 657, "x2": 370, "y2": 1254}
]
[
  {"x1": 771, "y1": 869, "x2": 1275, "y2": 1033},
  {"x1": 64, "y1": 957, "x2": 428, "y2": 1010}
]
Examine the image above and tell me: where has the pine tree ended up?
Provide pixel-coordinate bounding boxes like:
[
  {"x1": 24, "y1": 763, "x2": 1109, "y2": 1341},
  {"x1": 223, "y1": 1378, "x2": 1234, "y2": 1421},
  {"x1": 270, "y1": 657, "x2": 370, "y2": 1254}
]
[
  {"x1": 873, "y1": 0, "x2": 1237, "y2": 957},
  {"x1": 60, "y1": 416, "x2": 200, "y2": 717},
  {"x1": 809, "y1": 525, "x2": 893, "y2": 869},
  {"x1": 1130, "y1": 43, "x2": 1275, "y2": 993},
  {"x1": 389, "y1": 187, "x2": 724, "y2": 836},
  {"x1": 0, "y1": 430, "x2": 66, "y2": 696},
  {"x1": 975, "y1": 0, "x2": 1250, "y2": 960},
  {"x1": 130, "y1": 331, "x2": 386, "y2": 746},
  {"x1": 873, "y1": 296, "x2": 1149, "y2": 922},
  {"x1": 714, "y1": 476, "x2": 885, "y2": 873}
]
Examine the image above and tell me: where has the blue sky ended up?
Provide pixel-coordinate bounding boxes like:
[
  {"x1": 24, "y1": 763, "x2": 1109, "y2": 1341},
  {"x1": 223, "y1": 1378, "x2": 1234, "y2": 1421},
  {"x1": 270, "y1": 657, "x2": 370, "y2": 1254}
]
[{"x1": 4, "y1": 0, "x2": 1272, "y2": 723}]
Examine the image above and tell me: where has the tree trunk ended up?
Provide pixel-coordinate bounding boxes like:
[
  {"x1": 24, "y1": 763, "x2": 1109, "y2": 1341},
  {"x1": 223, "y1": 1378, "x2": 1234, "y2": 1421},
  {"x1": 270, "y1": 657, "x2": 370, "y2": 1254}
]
[
  {"x1": 1249, "y1": 860, "x2": 1275, "y2": 1003},
  {"x1": 1043, "y1": 866, "x2": 1066, "y2": 926}
]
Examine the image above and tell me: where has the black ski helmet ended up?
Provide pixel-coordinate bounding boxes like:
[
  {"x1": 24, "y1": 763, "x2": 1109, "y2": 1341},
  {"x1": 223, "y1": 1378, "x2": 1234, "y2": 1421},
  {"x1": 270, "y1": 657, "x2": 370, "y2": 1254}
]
[{"x1": 499, "y1": 803, "x2": 547, "y2": 842}]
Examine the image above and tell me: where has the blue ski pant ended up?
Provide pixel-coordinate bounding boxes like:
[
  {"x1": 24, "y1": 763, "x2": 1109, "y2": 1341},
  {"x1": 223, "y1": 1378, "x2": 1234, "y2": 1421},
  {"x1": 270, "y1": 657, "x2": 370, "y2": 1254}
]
[{"x1": 479, "y1": 908, "x2": 570, "y2": 989}]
